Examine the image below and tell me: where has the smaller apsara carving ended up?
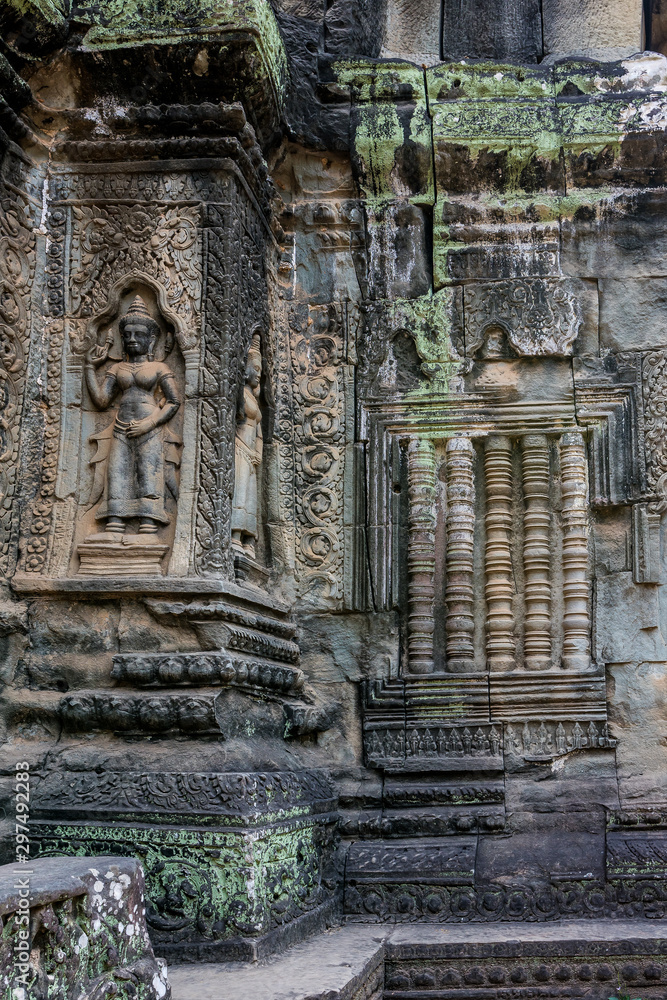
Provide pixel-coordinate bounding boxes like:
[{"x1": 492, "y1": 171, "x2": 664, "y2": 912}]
[{"x1": 232, "y1": 332, "x2": 263, "y2": 560}]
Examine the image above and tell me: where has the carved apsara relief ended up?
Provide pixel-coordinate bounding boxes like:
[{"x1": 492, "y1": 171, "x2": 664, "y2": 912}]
[
  {"x1": 232, "y1": 333, "x2": 264, "y2": 560},
  {"x1": 75, "y1": 287, "x2": 184, "y2": 576},
  {"x1": 19, "y1": 165, "x2": 219, "y2": 578}
]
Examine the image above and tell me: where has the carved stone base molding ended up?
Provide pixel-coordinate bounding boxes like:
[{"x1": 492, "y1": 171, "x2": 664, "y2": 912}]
[
  {"x1": 144, "y1": 593, "x2": 299, "y2": 664},
  {"x1": 60, "y1": 691, "x2": 221, "y2": 735},
  {"x1": 111, "y1": 651, "x2": 305, "y2": 694},
  {"x1": 379, "y1": 780, "x2": 506, "y2": 838},
  {"x1": 32, "y1": 771, "x2": 338, "y2": 961},
  {"x1": 381, "y1": 922, "x2": 667, "y2": 998},
  {"x1": 58, "y1": 683, "x2": 323, "y2": 739},
  {"x1": 363, "y1": 677, "x2": 614, "y2": 770},
  {"x1": 345, "y1": 839, "x2": 667, "y2": 923},
  {"x1": 77, "y1": 537, "x2": 169, "y2": 576},
  {"x1": 489, "y1": 670, "x2": 608, "y2": 720},
  {"x1": 233, "y1": 550, "x2": 271, "y2": 587}
]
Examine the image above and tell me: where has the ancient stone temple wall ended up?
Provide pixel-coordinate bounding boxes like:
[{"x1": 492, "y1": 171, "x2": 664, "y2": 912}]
[{"x1": 2, "y1": 0, "x2": 667, "y2": 979}]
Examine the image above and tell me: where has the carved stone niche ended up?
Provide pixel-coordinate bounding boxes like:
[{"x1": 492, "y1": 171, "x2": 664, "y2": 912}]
[{"x1": 70, "y1": 274, "x2": 189, "y2": 577}]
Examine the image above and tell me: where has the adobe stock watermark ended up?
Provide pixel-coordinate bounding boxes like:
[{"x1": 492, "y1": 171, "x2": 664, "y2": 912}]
[{"x1": 12, "y1": 761, "x2": 32, "y2": 999}]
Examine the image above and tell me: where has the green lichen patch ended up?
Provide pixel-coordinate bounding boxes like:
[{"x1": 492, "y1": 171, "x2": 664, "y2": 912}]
[
  {"x1": 428, "y1": 62, "x2": 553, "y2": 103},
  {"x1": 361, "y1": 289, "x2": 466, "y2": 396},
  {"x1": 335, "y1": 59, "x2": 433, "y2": 207},
  {"x1": 381, "y1": 289, "x2": 462, "y2": 366},
  {"x1": 2, "y1": 0, "x2": 66, "y2": 25}
]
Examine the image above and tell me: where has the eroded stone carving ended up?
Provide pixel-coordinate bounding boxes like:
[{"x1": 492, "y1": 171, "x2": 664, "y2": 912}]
[
  {"x1": 111, "y1": 652, "x2": 305, "y2": 691},
  {"x1": 0, "y1": 858, "x2": 170, "y2": 1000}
]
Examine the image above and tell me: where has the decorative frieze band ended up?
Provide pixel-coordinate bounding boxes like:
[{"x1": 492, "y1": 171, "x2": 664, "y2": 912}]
[
  {"x1": 364, "y1": 722, "x2": 503, "y2": 770},
  {"x1": 33, "y1": 769, "x2": 335, "y2": 820},
  {"x1": 504, "y1": 719, "x2": 616, "y2": 760},
  {"x1": 111, "y1": 652, "x2": 305, "y2": 692}
]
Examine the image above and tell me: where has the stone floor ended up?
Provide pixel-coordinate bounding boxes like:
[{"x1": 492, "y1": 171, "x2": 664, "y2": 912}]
[{"x1": 167, "y1": 920, "x2": 667, "y2": 999}]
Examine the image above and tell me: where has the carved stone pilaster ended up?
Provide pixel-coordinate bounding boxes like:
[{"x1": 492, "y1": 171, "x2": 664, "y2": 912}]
[
  {"x1": 560, "y1": 431, "x2": 591, "y2": 671},
  {"x1": 445, "y1": 437, "x2": 475, "y2": 672},
  {"x1": 406, "y1": 438, "x2": 436, "y2": 674},
  {"x1": 484, "y1": 436, "x2": 515, "y2": 672},
  {"x1": 521, "y1": 434, "x2": 552, "y2": 671}
]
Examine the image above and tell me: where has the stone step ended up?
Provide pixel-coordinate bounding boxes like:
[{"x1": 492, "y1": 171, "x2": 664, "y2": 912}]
[
  {"x1": 167, "y1": 919, "x2": 667, "y2": 1000},
  {"x1": 167, "y1": 926, "x2": 387, "y2": 1000}
]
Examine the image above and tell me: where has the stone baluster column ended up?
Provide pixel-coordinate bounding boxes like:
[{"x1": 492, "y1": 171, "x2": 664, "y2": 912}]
[
  {"x1": 406, "y1": 438, "x2": 436, "y2": 674},
  {"x1": 522, "y1": 434, "x2": 552, "y2": 670},
  {"x1": 484, "y1": 435, "x2": 515, "y2": 671},
  {"x1": 560, "y1": 431, "x2": 591, "y2": 670},
  {"x1": 445, "y1": 437, "x2": 475, "y2": 672}
]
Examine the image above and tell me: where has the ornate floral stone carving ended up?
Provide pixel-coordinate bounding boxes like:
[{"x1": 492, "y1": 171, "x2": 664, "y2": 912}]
[
  {"x1": 643, "y1": 349, "x2": 667, "y2": 511},
  {"x1": 195, "y1": 190, "x2": 270, "y2": 577},
  {"x1": 464, "y1": 279, "x2": 582, "y2": 358},
  {"x1": 290, "y1": 304, "x2": 345, "y2": 604},
  {"x1": 70, "y1": 203, "x2": 201, "y2": 324},
  {"x1": 0, "y1": 180, "x2": 35, "y2": 574}
]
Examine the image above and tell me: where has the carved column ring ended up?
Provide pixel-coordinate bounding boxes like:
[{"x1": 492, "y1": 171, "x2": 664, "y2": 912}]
[
  {"x1": 445, "y1": 436, "x2": 476, "y2": 672},
  {"x1": 406, "y1": 438, "x2": 437, "y2": 674},
  {"x1": 521, "y1": 433, "x2": 552, "y2": 671},
  {"x1": 484, "y1": 435, "x2": 515, "y2": 672}
]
